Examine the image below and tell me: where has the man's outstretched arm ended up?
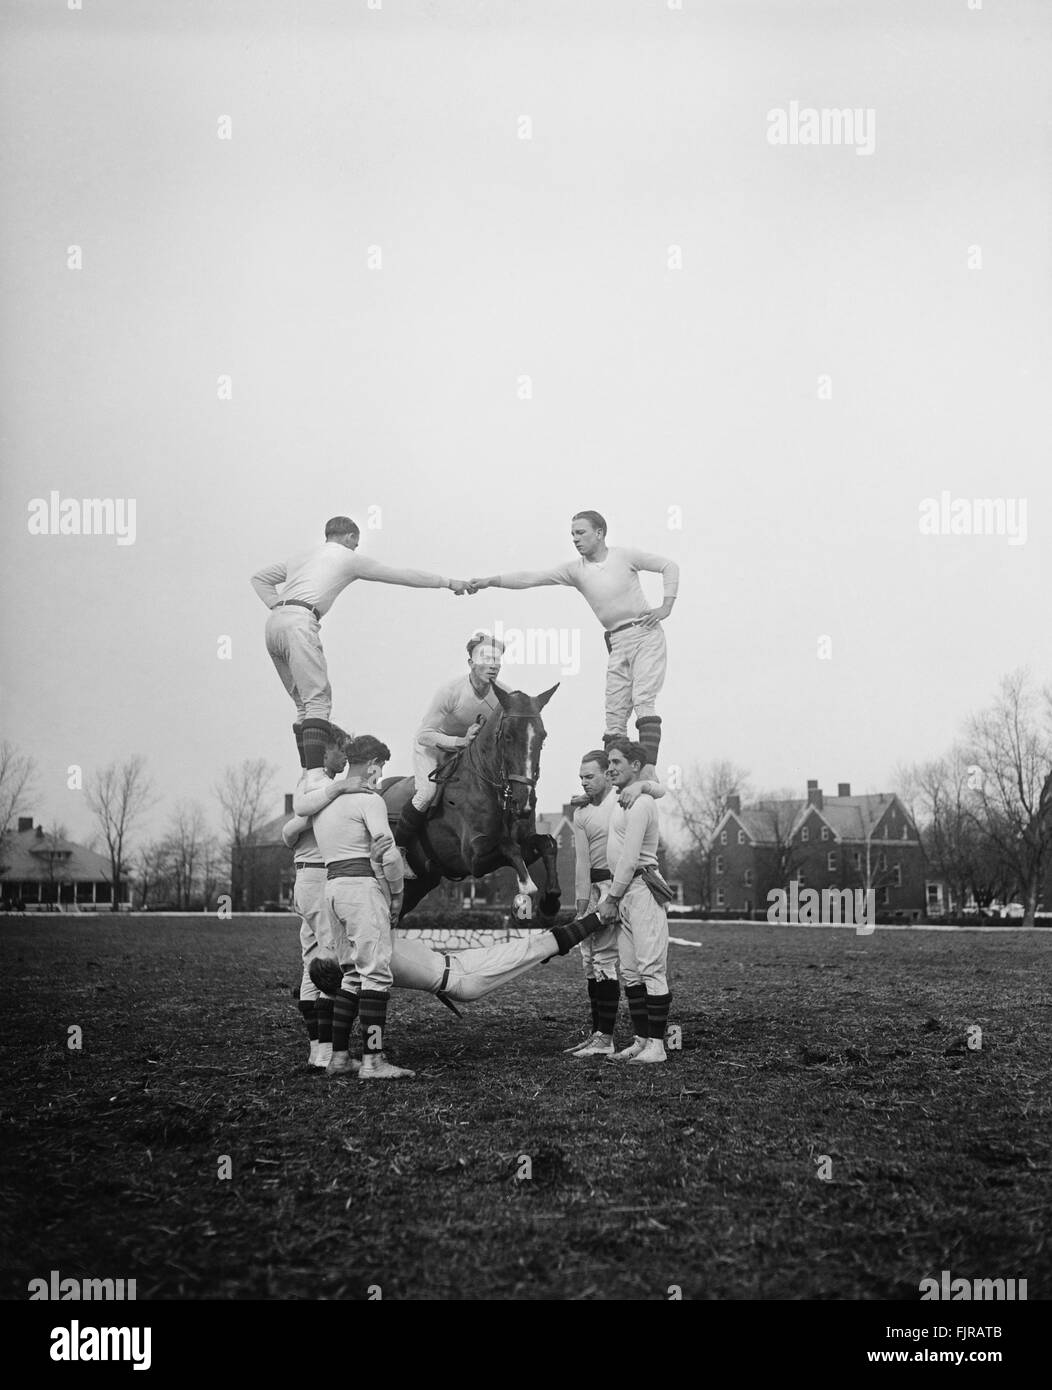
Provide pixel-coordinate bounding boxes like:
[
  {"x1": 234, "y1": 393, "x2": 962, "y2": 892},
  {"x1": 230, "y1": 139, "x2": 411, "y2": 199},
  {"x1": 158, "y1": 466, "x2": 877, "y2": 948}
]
[
  {"x1": 467, "y1": 564, "x2": 572, "y2": 592},
  {"x1": 352, "y1": 555, "x2": 468, "y2": 594}
]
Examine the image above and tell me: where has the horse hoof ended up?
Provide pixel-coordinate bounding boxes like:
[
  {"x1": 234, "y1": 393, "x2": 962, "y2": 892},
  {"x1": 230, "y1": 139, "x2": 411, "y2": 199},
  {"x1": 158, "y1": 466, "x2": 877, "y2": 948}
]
[{"x1": 513, "y1": 893, "x2": 533, "y2": 921}]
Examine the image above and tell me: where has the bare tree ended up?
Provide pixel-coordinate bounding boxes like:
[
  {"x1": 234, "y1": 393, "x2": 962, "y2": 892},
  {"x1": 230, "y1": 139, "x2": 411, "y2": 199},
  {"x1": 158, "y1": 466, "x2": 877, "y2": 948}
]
[
  {"x1": 214, "y1": 759, "x2": 277, "y2": 909},
  {"x1": 0, "y1": 742, "x2": 38, "y2": 875},
  {"x1": 752, "y1": 789, "x2": 808, "y2": 899},
  {"x1": 166, "y1": 800, "x2": 210, "y2": 910},
  {"x1": 136, "y1": 839, "x2": 173, "y2": 909},
  {"x1": 670, "y1": 759, "x2": 751, "y2": 906},
  {"x1": 198, "y1": 834, "x2": 226, "y2": 911},
  {"x1": 965, "y1": 670, "x2": 1052, "y2": 926},
  {"x1": 85, "y1": 756, "x2": 156, "y2": 912}
]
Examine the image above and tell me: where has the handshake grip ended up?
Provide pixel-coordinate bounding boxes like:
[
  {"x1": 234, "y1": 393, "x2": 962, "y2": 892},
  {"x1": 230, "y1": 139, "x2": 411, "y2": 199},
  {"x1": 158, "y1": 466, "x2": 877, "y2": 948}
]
[{"x1": 446, "y1": 577, "x2": 490, "y2": 596}]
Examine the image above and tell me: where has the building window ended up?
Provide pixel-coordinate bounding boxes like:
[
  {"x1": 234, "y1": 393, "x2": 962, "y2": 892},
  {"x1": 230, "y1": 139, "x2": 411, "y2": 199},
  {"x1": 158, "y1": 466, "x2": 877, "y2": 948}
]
[
  {"x1": 853, "y1": 851, "x2": 862, "y2": 869},
  {"x1": 821, "y1": 827, "x2": 829, "y2": 842},
  {"x1": 902, "y1": 824, "x2": 909, "y2": 840},
  {"x1": 879, "y1": 851, "x2": 888, "y2": 870},
  {"x1": 797, "y1": 873, "x2": 806, "y2": 889},
  {"x1": 878, "y1": 886, "x2": 890, "y2": 906},
  {"x1": 827, "y1": 851, "x2": 837, "y2": 872},
  {"x1": 720, "y1": 830, "x2": 728, "y2": 846},
  {"x1": 891, "y1": 864, "x2": 902, "y2": 886},
  {"x1": 738, "y1": 830, "x2": 746, "y2": 845},
  {"x1": 744, "y1": 869, "x2": 753, "y2": 887},
  {"x1": 716, "y1": 887, "x2": 725, "y2": 907},
  {"x1": 715, "y1": 856, "x2": 724, "y2": 875},
  {"x1": 801, "y1": 827, "x2": 809, "y2": 843}
]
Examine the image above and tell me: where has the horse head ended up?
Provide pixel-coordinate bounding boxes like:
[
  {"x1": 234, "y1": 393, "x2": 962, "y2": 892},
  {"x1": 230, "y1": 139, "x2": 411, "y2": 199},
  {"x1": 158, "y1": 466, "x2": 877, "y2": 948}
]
[{"x1": 480, "y1": 683, "x2": 559, "y2": 816}]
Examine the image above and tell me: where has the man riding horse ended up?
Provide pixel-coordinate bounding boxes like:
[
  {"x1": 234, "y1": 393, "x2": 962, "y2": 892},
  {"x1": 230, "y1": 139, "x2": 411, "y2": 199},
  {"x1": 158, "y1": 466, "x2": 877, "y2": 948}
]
[{"x1": 381, "y1": 633, "x2": 561, "y2": 922}]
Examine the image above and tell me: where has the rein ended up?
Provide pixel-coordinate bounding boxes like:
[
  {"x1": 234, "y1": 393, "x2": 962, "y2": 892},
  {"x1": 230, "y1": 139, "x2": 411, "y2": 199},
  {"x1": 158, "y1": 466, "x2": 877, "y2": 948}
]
[{"x1": 462, "y1": 711, "x2": 541, "y2": 813}]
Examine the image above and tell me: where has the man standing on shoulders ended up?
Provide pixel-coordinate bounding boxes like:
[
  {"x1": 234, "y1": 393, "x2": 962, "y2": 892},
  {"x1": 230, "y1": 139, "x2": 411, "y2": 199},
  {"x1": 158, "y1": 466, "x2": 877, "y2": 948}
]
[
  {"x1": 598, "y1": 739, "x2": 675, "y2": 1066},
  {"x1": 251, "y1": 516, "x2": 470, "y2": 774},
  {"x1": 467, "y1": 511, "x2": 677, "y2": 768},
  {"x1": 311, "y1": 734, "x2": 412, "y2": 1081}
]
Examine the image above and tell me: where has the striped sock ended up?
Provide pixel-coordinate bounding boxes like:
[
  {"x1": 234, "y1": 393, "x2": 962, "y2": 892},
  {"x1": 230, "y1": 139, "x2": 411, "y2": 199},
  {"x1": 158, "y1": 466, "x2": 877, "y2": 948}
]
[
  {"x1": 635, "y1": 716, "x2": 662, "y2": 767},
  {"x1": 646, "y1": 992, "x2": 672, "y2": 1043},
  {"x1": 552, "y1": 912, "x2": 603, "y2": 956},
  {"x1": 301, "y1": 717, "x2": 332, "y2": 771},
  {"x1": 332, "y1": 990, "x2": 360, "y2": 1053},
  {"x1": 587, "y1": 978, "x2": 600, "y2": 1032},
  {"x1": 358, "y1": 990, "x2": 389, "y2": 1055},
  {"x1": 594, "y1": 979, "x2": 620, "y2": 1036},
  {"x1": 292, "y1": 722, "x2": 306, "y2": 769},
  {"x1": 624, "y1": 984, "x2": 649, "y2": 1038},
  {"x1": 315, "y1": 997, "x2": 334, "y2": 1045},
  {"x1": 297, "y1": 1000, "x2": 318, "y2": 1041}
]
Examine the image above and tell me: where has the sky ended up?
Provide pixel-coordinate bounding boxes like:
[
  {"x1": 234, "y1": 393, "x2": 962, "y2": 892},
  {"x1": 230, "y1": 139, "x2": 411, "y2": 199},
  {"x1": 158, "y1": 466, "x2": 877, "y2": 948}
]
[{"x1": 1, "y1": 0, "x2": 1049, "y2": 848}]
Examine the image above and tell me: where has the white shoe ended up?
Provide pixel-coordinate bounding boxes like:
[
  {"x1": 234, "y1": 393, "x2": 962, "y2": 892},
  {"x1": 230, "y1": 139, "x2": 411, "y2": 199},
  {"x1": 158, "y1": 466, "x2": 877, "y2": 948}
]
[
  {"x1": 399, "y1": 849, "x2": 417, "y2": 881},
  {"x1": 563, "y1": 1031, "x2": 598, "y2": 1053},
  {"x1": 359, "y1": 1052, "x2": 415, "y2": 1081},
  {"x1": 574, "y1": 1034, "x2": 615, "y2": 1058},
  {"x1": 627, "y1": 1039, "x2": 667, "y2": 1065},
  {"x1": 326, "y1": 1051, "x2": 361, "y2": 1076},
  {"x1": 312, "y1": 1042, "x2": 333, "y2": 1069},
  {"x1": 607, "y1": 1036, "x2": 646, "y2": 1062},
  {"x1": 307, "y1": 1041, "x2": 319, "y2": 1066}
]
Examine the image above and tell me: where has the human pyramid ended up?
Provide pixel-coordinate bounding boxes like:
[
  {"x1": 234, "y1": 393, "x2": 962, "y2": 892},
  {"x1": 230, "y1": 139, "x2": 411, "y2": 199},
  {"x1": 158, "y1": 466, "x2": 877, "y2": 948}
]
[{"x1": 251, "y1": 510, "x2": 680, "y2": 1079}]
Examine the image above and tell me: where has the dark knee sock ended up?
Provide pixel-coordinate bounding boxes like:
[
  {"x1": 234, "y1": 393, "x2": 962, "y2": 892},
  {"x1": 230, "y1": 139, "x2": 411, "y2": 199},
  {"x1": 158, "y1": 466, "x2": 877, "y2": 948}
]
[
  {"x1": 358, "y1": 990, "x2": 389, "y2": 1054},
  {"x1": 625, "y1": 983, "x2": 649, "y2": 1038},
  {"x1": 646, "y1": 992, "x2": 672, "y2": 1043},
  {"x1": 292, "y1": 722, "x2": 306, "y2": 769},
  {"x1": 297, "y1": 999, "x2": 318, "y2": 1041},
  {"x1": 595, "y1": 979, "x2": 620, "y2": 1036},
  {"x1": 552, "y1": 912, "x2": 603, "y2": 956},
  {"x1": 586, "y1": 977, "x2": 600, "y2": 1031},
  {"x1": 635, "y1": 716, "x2": 662, "y2": 767},
  {"x1": 315, "y1": 997, "x2": 334, "y2": 1044},
  {"x1": 332, "y1": 990, "x2": 360, "y2": 1053},
  {"x1": 301, "y1": 717, "x2": 332, "y2": 771}
]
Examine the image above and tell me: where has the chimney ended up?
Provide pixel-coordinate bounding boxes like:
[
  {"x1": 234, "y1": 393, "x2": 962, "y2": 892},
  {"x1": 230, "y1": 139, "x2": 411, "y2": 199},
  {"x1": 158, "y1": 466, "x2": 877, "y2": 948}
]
[
  {"x1": 726, "y1": 793, "x2": 741, "y2": 815},
  {"x1": 284, "y1": 793, "x2": 294, "y2": 815},
  {"x1": 18, "y1": 816, "x2": 33, "y2": 832},
  {"x1": 837, "y1": 782, "x2": 851, "y2": 797},
  {"x1": 806, "y1": 779, "x2": 824, "y2": 811}
]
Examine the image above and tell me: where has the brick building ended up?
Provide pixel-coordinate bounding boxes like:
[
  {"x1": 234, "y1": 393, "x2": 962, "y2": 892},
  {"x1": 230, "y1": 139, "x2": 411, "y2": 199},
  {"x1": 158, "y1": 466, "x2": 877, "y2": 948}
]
[{"x1": 708, "y1": 780, "x2": 927, "y2": 920}]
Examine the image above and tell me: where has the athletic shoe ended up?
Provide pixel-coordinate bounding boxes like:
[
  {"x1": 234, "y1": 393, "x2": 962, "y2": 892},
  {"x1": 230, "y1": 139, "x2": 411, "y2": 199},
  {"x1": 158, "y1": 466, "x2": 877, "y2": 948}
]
[
  {"x1": 574, "y1": 1035, "x2": 615, "y2": 1057},
  {"x1": 627, "y1": 1039, "x2": 667, "y2": 1065},
  {"x1": 312, "y1": 1042, "x2": 333, "y2": 1069},
  {"x1": 359, "y1": 1053, "x2": 415, "y2": 1081},
  {"x1": 563, "y1": 1031, "x2": 596, "y2": 1053},
  {"x1": 326, "y1": 1051, "x2": 361, "y2": 1076},
  {"x1": 607, "y1": 1037, "x2": 646, "y2": 1062}
]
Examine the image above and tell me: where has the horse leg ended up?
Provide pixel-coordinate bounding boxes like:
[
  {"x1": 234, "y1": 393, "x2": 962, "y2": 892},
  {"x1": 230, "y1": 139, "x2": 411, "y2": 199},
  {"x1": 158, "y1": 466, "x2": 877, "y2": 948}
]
[
  {"x1": 525, "y1": 832, "x2": 562, "y2": 925},
  {"x1": 499, "y1": 841, "x2": 539, "y2": 920}
]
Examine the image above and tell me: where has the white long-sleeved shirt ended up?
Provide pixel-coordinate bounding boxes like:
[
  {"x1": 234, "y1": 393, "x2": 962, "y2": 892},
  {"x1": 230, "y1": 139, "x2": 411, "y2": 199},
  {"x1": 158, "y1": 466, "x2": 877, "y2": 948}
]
[
  {"x1": 607, "y1": 795, "x2": 661, "y2": 896},
  {"x1": 494, "y1": 546, "x2": 679, "y2": 630},
  {"x1": 283, "y1": 816, "x2": 321, "y2": 865},
  {"x1": 414, "y1": 675, "x2": 506, "y2": 752},
  {"x1": 251, "y1": 541, "x2": 450, "y2": 617},
  {"x1": 312, "y1": 791, "x2": 403, "y2": 888},
  {"x1": 573, "y1": 788, "x2": 616, "y2": 900}
]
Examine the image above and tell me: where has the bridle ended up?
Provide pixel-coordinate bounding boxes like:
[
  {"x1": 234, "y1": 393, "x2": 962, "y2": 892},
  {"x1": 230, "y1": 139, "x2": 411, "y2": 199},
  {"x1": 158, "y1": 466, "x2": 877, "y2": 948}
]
[{"x1": 467, "y1": 710, "x2": 542, "y2": 813}]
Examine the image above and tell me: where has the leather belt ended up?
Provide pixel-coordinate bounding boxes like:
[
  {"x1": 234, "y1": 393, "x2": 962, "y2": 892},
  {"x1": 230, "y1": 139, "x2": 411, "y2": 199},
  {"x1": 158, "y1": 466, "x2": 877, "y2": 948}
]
[
  {"x1": 326, "y1": 858, "x2": 375, "y2": 880},
  {"x1": 274, "y1": 599, "x2": 321, "y2": 621},
  {"x1": 604, "y1": 618, "x2": 647, "y2": 652},
  {"x1": 590, "y1": 868, "x2": 612, "y2": 883},
  {"x1": 297, "y1": 862, "x2": 325, "y2": 871}
]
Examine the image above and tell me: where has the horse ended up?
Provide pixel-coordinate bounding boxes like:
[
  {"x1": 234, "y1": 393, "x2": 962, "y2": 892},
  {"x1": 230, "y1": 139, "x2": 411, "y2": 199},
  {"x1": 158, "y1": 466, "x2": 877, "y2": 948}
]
[{"x1": 379, "y1": 683, "x2": 563, "y2": 925}]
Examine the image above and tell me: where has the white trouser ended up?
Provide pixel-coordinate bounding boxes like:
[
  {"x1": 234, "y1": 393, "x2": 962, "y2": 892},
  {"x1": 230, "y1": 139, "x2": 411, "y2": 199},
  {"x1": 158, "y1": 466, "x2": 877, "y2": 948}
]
[
  {"x1": 605, "y1": 623, "x2": 666, "y2": 736},
  {"x1": 410, "y1": 743, "x2": 443, "y2": 811},
  {"x1": 294, "y1": 865, "x2": 334, "y2": 999},
  {"x1": 327, "y1": 878, "x2": 393, "y2": 992},
  {"x1": 579, "y1": 882, "x2": 619, "y2": 982},
  {"x1": 264, "y1": 606, "x2": 331, "y2": 722},
  {"x1": 616, "y1": 877, "x2": 669, "y2": 995},
  {"x1": 387, "y1": 930, "x2": 558, "y2": 1003}
]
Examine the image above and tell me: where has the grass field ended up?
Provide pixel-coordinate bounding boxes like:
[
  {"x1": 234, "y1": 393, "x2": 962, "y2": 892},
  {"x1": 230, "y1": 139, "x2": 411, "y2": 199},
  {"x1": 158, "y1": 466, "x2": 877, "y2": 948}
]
[{"x1": 1, "y1": 916, "x2": 1049, "y2": 1301}]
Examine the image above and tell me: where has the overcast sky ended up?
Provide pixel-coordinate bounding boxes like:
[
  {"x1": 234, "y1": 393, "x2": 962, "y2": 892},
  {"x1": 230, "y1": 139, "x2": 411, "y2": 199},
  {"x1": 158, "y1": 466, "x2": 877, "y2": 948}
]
[{"x1": 1, "y1": 0, "x2": 1049, "y2": 847}]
